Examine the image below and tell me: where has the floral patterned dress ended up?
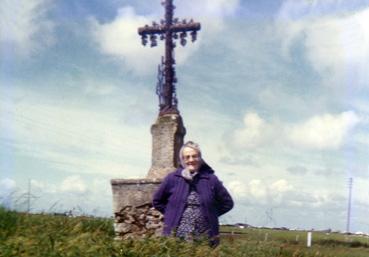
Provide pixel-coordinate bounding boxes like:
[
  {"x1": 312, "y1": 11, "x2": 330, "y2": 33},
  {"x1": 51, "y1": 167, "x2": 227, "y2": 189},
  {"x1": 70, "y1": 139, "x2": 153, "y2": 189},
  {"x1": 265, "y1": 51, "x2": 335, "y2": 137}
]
[{"x1": 176, "y1": 188, "x2": 210, "y2": 240}]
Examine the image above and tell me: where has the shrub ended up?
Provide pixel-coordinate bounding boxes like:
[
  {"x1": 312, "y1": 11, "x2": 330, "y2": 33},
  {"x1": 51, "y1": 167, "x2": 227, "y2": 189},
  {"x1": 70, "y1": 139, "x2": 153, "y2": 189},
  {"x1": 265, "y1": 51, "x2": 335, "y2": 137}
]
[
  {"x1": 0, "y1": 206, "x2": 18, "y2": 240},
  {"x1": 316, "y1": 238, "x2": 369, "y2": 248}
]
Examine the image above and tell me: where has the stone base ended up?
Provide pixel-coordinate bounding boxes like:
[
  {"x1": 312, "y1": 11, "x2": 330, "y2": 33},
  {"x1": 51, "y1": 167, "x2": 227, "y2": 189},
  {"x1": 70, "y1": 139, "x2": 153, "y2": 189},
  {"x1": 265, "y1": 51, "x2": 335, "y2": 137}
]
[{"x1": 111, "y1": 178, "x2": 163, "y2": 239}]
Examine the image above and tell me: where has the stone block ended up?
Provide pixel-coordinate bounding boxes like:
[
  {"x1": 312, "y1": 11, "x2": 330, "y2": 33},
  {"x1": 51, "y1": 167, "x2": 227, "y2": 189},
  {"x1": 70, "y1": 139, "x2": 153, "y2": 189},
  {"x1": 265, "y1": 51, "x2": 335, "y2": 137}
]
[{"x1": 148, "y1": 114, "x2": 186, "y2": 179}]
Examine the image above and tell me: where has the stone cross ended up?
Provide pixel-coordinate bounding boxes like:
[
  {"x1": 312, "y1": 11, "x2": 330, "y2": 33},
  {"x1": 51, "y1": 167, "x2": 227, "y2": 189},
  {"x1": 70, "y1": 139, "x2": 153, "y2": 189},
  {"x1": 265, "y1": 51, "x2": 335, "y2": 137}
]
[
  {"x1": 111, "y1": 1, "x2": 203, "y2": 239},
  {"x1": 138, "y1": 0, "x2": 201, "y2": 116}
]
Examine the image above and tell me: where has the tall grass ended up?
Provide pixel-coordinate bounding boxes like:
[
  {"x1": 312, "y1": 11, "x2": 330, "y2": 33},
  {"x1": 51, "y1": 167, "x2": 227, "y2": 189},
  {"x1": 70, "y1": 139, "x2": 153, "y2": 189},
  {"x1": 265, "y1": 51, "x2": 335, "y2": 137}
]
[
  {"x1": 1, "y1": 207, "x2": 369, "y2": 257},
  {"x1": 0, "y1": 207, "x2": 18, "y2": 240}
]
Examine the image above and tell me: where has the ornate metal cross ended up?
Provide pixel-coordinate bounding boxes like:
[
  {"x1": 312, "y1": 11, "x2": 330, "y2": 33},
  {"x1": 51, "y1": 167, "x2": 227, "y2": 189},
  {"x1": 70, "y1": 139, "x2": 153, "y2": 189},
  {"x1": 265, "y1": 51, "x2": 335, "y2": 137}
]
[{"x1": 138, "y1": 0, "x2": 201, "y2": 116}]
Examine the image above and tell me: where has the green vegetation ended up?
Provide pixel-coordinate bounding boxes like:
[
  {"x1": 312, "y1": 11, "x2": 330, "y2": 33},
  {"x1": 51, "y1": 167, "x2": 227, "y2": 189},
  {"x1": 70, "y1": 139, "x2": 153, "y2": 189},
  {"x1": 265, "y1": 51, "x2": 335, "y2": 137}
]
[{"x1": 1, "y1": 207, "x2": 369, "y2": 257}]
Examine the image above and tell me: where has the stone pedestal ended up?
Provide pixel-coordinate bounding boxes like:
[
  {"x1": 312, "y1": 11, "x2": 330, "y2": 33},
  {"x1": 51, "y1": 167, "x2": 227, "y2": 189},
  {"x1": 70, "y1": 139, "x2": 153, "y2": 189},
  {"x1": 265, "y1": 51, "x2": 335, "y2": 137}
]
[
  {"x1": 148, "y1": 114, "x2": 186, "y2": 179},
  {"x1": 111, "y1": 113, "x2": 186, "y2": 239},
  {"x1": 111, "y1": 179, "x2": 163, "y2": 239}
]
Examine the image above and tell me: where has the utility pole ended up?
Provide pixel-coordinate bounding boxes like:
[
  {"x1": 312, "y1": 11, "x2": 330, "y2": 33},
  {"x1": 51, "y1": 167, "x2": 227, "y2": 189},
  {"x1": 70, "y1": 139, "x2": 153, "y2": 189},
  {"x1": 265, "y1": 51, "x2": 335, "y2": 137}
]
[
  {"x1": 346, "y1": 177, "x2": 353, "y2": 233},
  {"x1": 27, "y1": 179, "x2": 31, "y2": 213}
]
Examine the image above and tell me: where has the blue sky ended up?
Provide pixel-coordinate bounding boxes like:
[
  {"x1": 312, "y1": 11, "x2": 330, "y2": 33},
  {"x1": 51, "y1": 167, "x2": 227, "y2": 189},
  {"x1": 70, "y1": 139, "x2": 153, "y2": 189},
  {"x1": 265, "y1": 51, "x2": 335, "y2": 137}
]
[{"x1": 1, "y1": 0, "x2": 369, "y2": 232}]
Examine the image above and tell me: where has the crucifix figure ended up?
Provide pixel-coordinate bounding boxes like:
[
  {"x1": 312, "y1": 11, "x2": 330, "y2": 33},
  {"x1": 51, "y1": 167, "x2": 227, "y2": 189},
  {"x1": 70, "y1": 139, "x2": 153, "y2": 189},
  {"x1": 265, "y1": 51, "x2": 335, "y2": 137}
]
[{"x1": 138, "y1": 0, "x2": 201, "y2": 116}]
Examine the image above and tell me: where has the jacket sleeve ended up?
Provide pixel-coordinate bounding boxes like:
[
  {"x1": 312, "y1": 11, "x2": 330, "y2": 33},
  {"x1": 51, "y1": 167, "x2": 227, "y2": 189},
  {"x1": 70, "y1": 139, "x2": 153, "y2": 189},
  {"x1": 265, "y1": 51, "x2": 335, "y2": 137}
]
[
  {"x1": 214, "y1": 177, "x2": 234, "y2": 216},
  {"x1": 152, "y1": 174, "x2": 171, "y2": 214}
]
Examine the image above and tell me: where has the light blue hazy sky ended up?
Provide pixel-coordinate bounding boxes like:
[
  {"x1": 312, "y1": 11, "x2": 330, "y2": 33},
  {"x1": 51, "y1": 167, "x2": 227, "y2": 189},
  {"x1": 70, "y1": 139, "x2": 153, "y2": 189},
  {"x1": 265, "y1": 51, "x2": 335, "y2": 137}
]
[{"x1": 1, "y1": 0, "x2": 369, "y2": 232}]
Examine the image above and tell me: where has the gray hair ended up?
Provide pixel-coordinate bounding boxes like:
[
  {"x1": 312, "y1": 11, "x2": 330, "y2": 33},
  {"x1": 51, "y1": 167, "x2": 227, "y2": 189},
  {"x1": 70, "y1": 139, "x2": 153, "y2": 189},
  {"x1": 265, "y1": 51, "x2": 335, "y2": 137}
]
[{"x1": 179, "y1": 141, "x2": 203, "y2": 168}]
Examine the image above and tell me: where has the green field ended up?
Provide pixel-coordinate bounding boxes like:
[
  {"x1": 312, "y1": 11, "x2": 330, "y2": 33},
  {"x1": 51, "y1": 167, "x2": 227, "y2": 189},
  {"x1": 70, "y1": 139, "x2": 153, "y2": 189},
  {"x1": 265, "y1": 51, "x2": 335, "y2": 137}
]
[{"x1": 1, "y1": 207, "x2": 369, "y2": 257}]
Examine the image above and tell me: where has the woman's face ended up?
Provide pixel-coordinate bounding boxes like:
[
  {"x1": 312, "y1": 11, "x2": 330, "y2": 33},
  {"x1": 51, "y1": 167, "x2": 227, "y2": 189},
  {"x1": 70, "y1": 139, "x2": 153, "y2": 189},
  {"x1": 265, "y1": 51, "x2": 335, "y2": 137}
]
[{"x1": 182, "y1": 147, "x2": 201, "y2": 172}]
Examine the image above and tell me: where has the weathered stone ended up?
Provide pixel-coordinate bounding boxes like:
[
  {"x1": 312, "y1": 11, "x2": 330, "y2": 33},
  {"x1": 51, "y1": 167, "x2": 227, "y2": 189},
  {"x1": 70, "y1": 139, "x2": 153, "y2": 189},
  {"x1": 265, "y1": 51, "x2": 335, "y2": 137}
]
[
  {"x1": 111, "y1": 179, "x2": 161, "y2": 214},
  {"x1": 146, "y1": 220, "x2": 162, "y2": 229},
  {"x1": 148, "y1": 207, "x2": 162, "y2": 216},
  {"x1": 137, "y1": 203, "x2": 152, "y2": 210},
  {"x1": 125, "y1": 216, "x2": 135, "y2": 224},
  {"x1": 146, "y1": 216, "x2": 158, "y2": 221},
  {"x1": 121, "y1": 206, "x2": 133, "y2": 212},
  {"x1": 147, "y1": 114, "x2": 186, "y2": 179},
  {"x1": 130, "y1": 224, "x2": 141, "y2": 233},
  {"x1": 115, "y1": 223, "x2": 132, "y2": 234}
]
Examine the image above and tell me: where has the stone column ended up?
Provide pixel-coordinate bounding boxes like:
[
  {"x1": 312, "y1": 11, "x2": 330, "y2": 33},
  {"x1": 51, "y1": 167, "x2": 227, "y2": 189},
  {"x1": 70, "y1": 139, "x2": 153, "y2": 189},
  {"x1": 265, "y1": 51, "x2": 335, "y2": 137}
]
[{"x1": 147, "y1": 113, "x2": 186, "y2": 179}]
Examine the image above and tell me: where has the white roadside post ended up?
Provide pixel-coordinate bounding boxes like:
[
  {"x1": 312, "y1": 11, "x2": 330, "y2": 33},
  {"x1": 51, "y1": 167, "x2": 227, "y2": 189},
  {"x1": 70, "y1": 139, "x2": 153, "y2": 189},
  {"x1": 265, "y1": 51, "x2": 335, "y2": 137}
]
[{"x1": 307, "y1": 231, "x2": 312, "y2": 247}]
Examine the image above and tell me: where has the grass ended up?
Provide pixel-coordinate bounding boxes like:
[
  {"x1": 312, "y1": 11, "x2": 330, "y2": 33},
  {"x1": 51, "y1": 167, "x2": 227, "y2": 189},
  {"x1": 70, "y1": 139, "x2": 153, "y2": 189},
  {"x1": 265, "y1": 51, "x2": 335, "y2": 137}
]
[{"x1": 1, "y1": 207, "x2": 369, "y2": 257}]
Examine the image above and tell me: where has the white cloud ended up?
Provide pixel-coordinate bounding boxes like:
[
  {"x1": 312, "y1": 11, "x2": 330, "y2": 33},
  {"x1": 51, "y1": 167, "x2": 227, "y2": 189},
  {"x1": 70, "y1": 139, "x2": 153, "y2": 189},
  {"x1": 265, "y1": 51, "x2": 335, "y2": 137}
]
[
  {"x1": 92, "y1": 178, "x2": 111, "y2": 197},
  {"x1": 354, "y1": 133, "x2": 369, "y2": 146},
  {"x1": 230, "y1": 112, "x2": 268, "y2": 149},
  {"x1": 228, "y1": 177, "x2": 348, "y2": 215},
  {"x1": 230, "y1": 110, "x2": 360, "y2": 151},
  {"x1": 29, "y1": 177, "x2": 111, "y2": 200},
  {"x1": 228, "y1": 180, "x2": 247, "y2": 198},
  {"x1": 0, "y1": 178, "x2": 16, "y2": 207},
  {"x1": 60, "y1": 175, "x2": 87, "y2": 194},
  {"x1": 271, "y1": 179, "x2": 294, "y2": 193},
  {"x1": 176, "y1": 0, "x2": 239, "y2": 36},
  {"x1": 91, "y1": 7, "x2": 162, "y2": 74},
  {"x1": 287, "y1": 111, "x2": 360, "y2": 150},
  {"x1": 30, "y1": 179, "x2": 57, "y2": 193},
  {"x1": 249, "y1": 179, "x2": 268, "y2": 199},
  {"x1": 91, "y1": 0, "x2": 239, "y2": 74},
  {"x1": 229, "y1": 178, "x2": 294, "y2": 206},
  {"x1": 276, "y1": 1, "x2": 369, "y2": 88},
  {"x1": 0, "y1": 178, "x2": 16, "y2": 195},
  {"x1": 0, "y1": 0, "x2": 54, "y2": 56},
  {"x1": 22, "y1": 177, "x2": 112, "y2": 216}
]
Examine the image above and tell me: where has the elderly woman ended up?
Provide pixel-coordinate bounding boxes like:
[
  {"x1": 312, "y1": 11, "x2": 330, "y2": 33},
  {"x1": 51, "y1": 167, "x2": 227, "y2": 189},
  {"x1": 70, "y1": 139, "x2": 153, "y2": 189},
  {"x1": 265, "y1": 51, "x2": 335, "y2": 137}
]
[{"x1": 153, "y1": 141, "x2": 234, "y2": 246}]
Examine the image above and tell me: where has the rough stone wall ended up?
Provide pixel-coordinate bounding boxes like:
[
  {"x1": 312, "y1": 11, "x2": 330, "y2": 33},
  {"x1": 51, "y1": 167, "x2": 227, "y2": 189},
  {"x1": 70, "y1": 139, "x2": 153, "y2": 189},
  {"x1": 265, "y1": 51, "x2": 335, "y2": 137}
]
[
  {"x1": 114, "y1": 203, "x2": 163, "y2": 239},
  {"x1": 111, "y1": 179, "x2": 163, "y2": 239},
  {"x1": 148, "y1": 114, "x2": 186, "y2": 179}
]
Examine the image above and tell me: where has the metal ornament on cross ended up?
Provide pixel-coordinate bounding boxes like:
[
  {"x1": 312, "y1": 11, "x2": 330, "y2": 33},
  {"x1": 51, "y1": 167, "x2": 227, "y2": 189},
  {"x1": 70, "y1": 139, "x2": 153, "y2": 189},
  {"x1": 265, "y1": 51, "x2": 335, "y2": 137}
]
[{"x1": 138, "y1": 0, "x2": 201, "y2": 116}]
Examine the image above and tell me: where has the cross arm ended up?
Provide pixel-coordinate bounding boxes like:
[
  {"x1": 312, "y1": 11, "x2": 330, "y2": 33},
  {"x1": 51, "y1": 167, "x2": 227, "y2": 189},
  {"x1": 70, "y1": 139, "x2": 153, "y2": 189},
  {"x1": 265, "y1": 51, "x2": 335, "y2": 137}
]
[
  {"x1": 138, "y1": 25, "x2": 165, "y2": 36},
  {"x1": 138, "y1": 21, "x2": 201, "y2": 47},
  {"x1": 138, "y1": 22, "x2": 200, "y2": 36},
  {"x1": 170, "y1": 22, "x2": 200, "y2": 33}
]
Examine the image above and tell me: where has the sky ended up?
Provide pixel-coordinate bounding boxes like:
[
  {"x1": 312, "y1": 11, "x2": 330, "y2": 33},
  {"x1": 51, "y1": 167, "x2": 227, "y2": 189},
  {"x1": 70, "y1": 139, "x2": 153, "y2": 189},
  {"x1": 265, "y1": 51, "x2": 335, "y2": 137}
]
[{"x1": 1, "y1": 0, "x2": 369, "y2": 233}]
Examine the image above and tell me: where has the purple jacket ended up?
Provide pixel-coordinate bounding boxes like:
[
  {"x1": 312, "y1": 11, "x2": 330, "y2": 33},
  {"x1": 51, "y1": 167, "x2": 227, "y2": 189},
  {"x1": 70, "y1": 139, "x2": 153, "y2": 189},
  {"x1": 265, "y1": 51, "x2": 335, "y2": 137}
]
[{"x1": 152, "y1": 163, "x2": 234, "y2": 238}]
